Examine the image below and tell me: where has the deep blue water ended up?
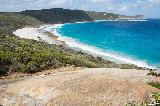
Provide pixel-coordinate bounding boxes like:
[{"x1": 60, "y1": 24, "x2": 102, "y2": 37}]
[{"x1": 55, "y1": 20, "x2": 160, "y2": 69}]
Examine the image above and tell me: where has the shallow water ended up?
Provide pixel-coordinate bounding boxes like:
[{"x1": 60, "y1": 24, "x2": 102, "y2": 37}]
[{"x1": 50, "y1": 20, "x2": 160, "y2": 69}]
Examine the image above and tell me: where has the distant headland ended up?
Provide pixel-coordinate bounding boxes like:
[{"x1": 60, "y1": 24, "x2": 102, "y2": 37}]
[{"x1": 0, "y1": 8, "x2": 144, "y2": 24}]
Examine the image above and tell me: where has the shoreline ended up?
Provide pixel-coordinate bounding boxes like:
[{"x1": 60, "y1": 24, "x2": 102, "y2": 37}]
[
  {"x1": 44, "y1": 24, "x2": 155, "y2": 70},
  {"x1": 13, "y1": 24, "x2": 156, "y2": 70},
  {"x1": 13, "y1": 25, "x2": 66, "y2": 46}
]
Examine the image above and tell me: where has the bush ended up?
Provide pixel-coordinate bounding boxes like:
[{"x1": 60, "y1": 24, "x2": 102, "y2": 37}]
[
  {"x1": 126, "y1": 93, "x2": 160, "y2": 105},
  {"x1": 20, "y1": 61, "x2": 38, "y2": 73},
  {"x1": 27, "y1": 61, "x2": 38, "y2": 72},
  {"x1": 152, "y1": 93, "x2": 160, "y2": 104},
  {"x1": 0, "y1": 65, "x2": 9, "y2": 76},
  {"x1": 148, "y1": 82, "x2": 160, "y2": 89},
  {"x1": 147, "y1": 70, "x2": 160, "y2": 77}
]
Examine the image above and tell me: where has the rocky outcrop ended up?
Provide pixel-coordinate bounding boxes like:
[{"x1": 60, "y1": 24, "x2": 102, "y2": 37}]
[{"x1": 0, "y1": 67, "x2": 159, "y2": 106}]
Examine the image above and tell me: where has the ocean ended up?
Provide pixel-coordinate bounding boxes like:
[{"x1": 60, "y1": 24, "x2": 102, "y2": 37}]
[{"x1": 49, "y1": 20, "x2": 160, "y2": 69}]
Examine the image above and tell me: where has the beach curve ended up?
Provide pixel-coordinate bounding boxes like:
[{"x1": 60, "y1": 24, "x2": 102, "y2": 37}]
[{"x1": 46, "y1": 23, "x2": 155, "y2": 69}]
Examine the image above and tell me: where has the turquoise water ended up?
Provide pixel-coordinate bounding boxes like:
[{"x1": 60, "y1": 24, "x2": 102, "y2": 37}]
[{"x1": 53, "y1": 20, "x2": 160, "y2": 69}]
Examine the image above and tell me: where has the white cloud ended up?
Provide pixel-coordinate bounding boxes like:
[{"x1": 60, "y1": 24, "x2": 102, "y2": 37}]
[
  {"x1": 90, "y1": 0, "x2": 108, "y2": 3},
  {"x1": 51, "y1": 0, "x2": 72, "y2": 6},
  {"x1": 0, "y1": 0, "x2": 159, "y2": 18},
  {"x1": 148, "y1": 0, "x2": 160, "y2": 4},
  {"x1": 118, "y1": 6, "x2": 128, "y2": 11}
]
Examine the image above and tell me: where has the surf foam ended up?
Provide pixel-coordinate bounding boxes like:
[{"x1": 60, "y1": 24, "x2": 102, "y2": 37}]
[{"x1": 45, "y1": 24, "x2": 155, "y2": 69}]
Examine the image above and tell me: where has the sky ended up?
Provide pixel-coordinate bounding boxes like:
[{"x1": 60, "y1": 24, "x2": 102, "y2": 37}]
[{"x1": 0, "y1": 0, "x2": 160, "y2": 18}]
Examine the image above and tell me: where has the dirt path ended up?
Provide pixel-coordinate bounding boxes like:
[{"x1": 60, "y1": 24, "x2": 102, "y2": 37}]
[{"x1": 0, "y1": 67, "x2": 160, "y2": 106}]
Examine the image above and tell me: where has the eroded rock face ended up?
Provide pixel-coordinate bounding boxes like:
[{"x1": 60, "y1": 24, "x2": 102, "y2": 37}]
[{"x1": 0, "y1": 68, "x2": 159, "y2": 106}]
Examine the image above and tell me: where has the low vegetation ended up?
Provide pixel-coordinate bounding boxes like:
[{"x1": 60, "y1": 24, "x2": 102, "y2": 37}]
[
  {"x1": 148, "y1": 82, "x2": 160, "y2": 89},
  {"x1": 0, "y1": 13, "x2": 43, "y2": 36},
  {"x1": 147, "y1": 70, "x2": 160, "y2": 77},
  {"x1": 20, "y1": 8, "x2": 119, "y2": 24},
  {"x1": 127, "y1": 93, "x2": 160, "y2": 105},
  {"x1": 1, "y1": 35, "x2": 141, "y2": 76},
  {"x1": 152, "y1": 93, "x2": 160, "y2": 104},
  {"x1": 0, "y1": 36, "x2": 109, "y2": 75}
]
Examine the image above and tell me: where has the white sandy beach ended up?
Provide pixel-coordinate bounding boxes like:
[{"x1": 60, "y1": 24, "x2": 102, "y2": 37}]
[{"x1": 13, "y1": 25, "x2": 63, "y2": 45}]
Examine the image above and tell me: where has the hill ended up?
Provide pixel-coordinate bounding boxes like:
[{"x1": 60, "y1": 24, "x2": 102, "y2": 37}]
[
  {"x1": 0, "y1": 13, "x2": 43, "y2": 36},
  {"x1": 20, "y1": 8, "x2": 119, "y2": 24}
]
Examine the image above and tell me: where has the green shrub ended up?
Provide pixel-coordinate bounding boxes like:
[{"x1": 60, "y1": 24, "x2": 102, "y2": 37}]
[
  {"x1": 148, "y1": 82, "x2": 160, "y2": 89},
  {"x1": 23, "y1": 61, "x2": 38, "y2": 73},
  {"x1": 126, "y1": 93, "x2": 160, "y2": 105},
  {"x1": 152, "y1": 93, "x2": 160, "y2": 104},
  {"x1": 147, "y1": 70, "x2": 160, "y2": 77},
  {"x1": 0, "y1": 65, "x2": 9, "y2": 76},
  {"x1": 19, "y1": 64, "x2": 28, "y2": 73},
  {"x1": 0, "y1": 13, "x2": 43, "y2": 36}
]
